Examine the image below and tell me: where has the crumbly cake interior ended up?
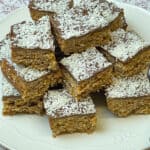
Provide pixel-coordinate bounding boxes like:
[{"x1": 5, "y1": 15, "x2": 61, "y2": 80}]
[
  {"x1": 12, "y1": 48, "x2": 58, "y2": 71},
  {"x1": 50, "y1": 114, "x2": 97, "y2": 137},
  {"x1": 106, "y1": 72, "x2": 150, "y2": 99},
  {"x1": 11, "y1": 16, "x2": 55, "y2": 50},
  {"x1": 106, "y1": 70, "x2": 150, "y2": 117},
  {"x1": 43, "y1": 89, "x2": 96, "y2": 136},
  {"x1": 63, "y1": 65, "x2": 112, "y2": 99},
  {"x1": 43, "y1": 89, "x2": 96, "y2": 118},
  {"x1": 102, "y1": 29, "x2": 149, "y2": 62},
  {"x1": 53, "y1": 0, "x2": 122, "y2": 39},
  {"x1": 1, "y1": 59, "x2": 62, "y2": 100},
  {"x1": 61, "y1": 48, "x2": 112, "y2": 82},
  {"x1": 30, "y1": 0, "x2": 72, "y2": 12},
  {"x1": 3, "y1": 96, "x2": 44, "y2": 115},
  {"x1": 1, "y1": 72, "x2": 44, "y2": 115},
  {"x1": 107, "y1": 97, "x2": 150, "y2": 117},
  {"x1": 0, "y1": 18, "x2": 58, "y2": 71}
]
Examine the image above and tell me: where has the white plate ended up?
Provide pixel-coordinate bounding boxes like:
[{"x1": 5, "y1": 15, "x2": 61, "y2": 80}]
[{"x1": 0, "y1": 2, "x2": 150, "y2": 150}]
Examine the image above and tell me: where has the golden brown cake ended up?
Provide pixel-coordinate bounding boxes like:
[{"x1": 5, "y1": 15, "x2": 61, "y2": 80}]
[
  {"x1": 10, "y1": 16, "x2": 58, "y2": 71},
  {"x1": 2, "y1": 74, "x2": 44, "y2": 115},
  {"x1": 43, "y1": 89, "x2": 96, "y2": 137},
  {"x1": 99, "y1": 29, "x2": 150, "y2": 77},
  {"x1": 60, "y1": 47, "x2": 113, "y2": 100},
  {"x1": 50, "y1": 0, "x2": 127, "y2": 54},
  {"x1": 1, "y1": 59, "x2": 62, "y2": 101},
  {"x1": 105, "y1": 72, "x2": 150, "y2": 117}
]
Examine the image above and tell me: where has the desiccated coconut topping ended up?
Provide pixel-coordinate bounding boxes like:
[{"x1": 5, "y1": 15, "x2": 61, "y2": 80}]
[
  {"x1": 102, "y1": 29, "x2": 149, "y2": 62},
  {"x1": 106, "y1": 72, "x2": 150, "y2": 99},
  {"x1": 7, "y1": 59, "x2": 49, "y2": 82},
  {"x1": 2, "y1": 73, "x2": 20, "y2": 97},
  {"x1": 30, "y1": 0, "x2": 72, "y2": 13},
  {"x1": 61, "y1": 47, "x2": 111, "y2": 82},
  {"x1": 53, "y1": 0, "x2": 121, "y2": 39},
  {"x1": 12, "y1": 16, "x2": 55, "y2": 50},
  {"x1": 43, "y1": 89, "x2": 96, "y2": 118},
  {"x1": 0, "y1": 36, "x2": 11, "y2": 61}
]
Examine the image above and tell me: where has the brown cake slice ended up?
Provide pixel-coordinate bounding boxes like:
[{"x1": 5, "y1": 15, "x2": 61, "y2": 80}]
[
  {"x1": 60, "y1": 47, "x2": 113, "y2": 100},
  {"x1": 50, "y1": 0, "x2": 127, "y2": 54},
  {"x1": 10, "y1": 16, "x2": 58, "y2": 71},
  {"x1": 105, "y1": 72, "x2": 150, "y2": 117},
  {"x1": 29, "y1": 0, "x2": 73, "y2": 20},
  {"x1": 1, "y1": 73, "x2": 44, "y2": 115},
  {"x1": 1, "y1": 59, "x2": 62, "y2": 101},
  {"x1": 43, "y1": 89, "x2": 96, "y2": 137},
  {"x1": 100, "y1": 29, "x2": 150, "y2": 77}
]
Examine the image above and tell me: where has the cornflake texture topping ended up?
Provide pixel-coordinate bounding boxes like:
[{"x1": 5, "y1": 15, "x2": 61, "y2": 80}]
[
  {"x1": 11, "y1": 16, "x2": 55, "y2": 50},
  {"x1": 53, "y1": 0, "x2": 121, "y2": 39},
  {"x1": 30, "y1": 0, "x2": 72, "y2": 12},
  {"x1": 2, "y1": 73, "x2": 20, "y2": 96},
  {"x1": 102, "y1": 29, "x2": 149, "y2": 62},
  {"x1": 0, "y1": 36, "x2": 11, "y2": 61},
  {"x1": 7, "y1": 59, "x2": 49, "y2": 82},
  {"x1": 43, "y1": 89, "x2": 96, "y2": 118},
  {"x1": 106, "y1": 72, "x2": 150, "y2": 99},
  {"x1": 61, "y1": 47, "x2": 112, "y2": 82}
]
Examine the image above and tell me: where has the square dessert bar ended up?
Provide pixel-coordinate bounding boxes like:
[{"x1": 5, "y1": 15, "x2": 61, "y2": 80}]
[
  {"x1": 29, "y1": 0, "x2": 73, "y2": 20},
  {"x1": 0, "y1": 35, "x2": 11, "y2": 64},
  {"x1": 105, "y1": 72, "x2": 150, "y2": 117},
  {"x1": 43, "y1": 89, "x2": 96, "y2": 137},
  {"x1": 1, "y1": 59, "x2": 62, "y2": 101},
  {"x1": 60, "y1": 47, "x2": 113, "y2": 100},
  {"x1": 2, "y1": 73, "x2": 44, "y2": 115},
  {"x1": 50, "y1": 0, "x2": 127, "y2": 54},
  {"x1": 100, "y1": 29, "x2": 150, "y2": 77},
  {"x1": 10, "y1": 16, "x2": 58, "y2": 71}
]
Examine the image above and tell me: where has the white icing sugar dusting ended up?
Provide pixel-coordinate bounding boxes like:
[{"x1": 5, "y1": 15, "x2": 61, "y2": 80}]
[
  {"x1": 7, "y1": 59, "x2": 49, "y2": 82},
  {"x1": 43, "y1": 89, "x2": 96, "y2": 118},
  {"x1": 31, "y1": 0, "x2": 72, "y2": 12},
  {"x1": 102, "y1": 29, "x2": 149, "y2": 62},
  {"x1": 106, "y1": 72, "x2": 150, "y2": 99},
  {"x1": 53, "y1": 0, "x2": 121, "y2": 39},
  {"x1": 61, "y1": 47, "x2": 112, "y2": 82},
  {"x1": 12, "y1": 16, "x2": 55, "y2": 50},
  {"x1": 0, "y1": 36, "x2": 11, "y2": 61},
  {"x1": 2, "y1": 73, "x2": 20, "y2": 96}
]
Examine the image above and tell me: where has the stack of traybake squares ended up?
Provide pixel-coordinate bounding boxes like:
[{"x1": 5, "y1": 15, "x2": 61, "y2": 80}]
[{"x1": 0, "y1": 0, "x2": 150, "y2": 137}]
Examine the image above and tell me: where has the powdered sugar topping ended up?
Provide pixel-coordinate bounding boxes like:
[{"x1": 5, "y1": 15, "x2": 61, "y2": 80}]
[
  {"x1": 61, "y1": 47, "x2": 112, "y2": 82},
  {"x1": 7, "y1": 59, "x2": 49, "y2": 82},
  {"x1": 102, "y1": 29, "x2": 149, "y2": 62},
  {"x1": 31, "y1": 0, "x2": 72, "y2": 13},
  {"x1": 53, "y1": 0, "x2": 121, "y2": 39},
  {"x1": 2, "y1": 73, "x2": 20, "y2": 96},
  {"x1": 0, "y1": 36, "x2": 11, "y2": 61},
  {"x1": 12, "y1": 16, "x2": 55, "y2": 50},
  {"x1": 43, "y1": 89, "x2": 96, "y2": 118},
  {"x1": 106, "y1": 72, "x2": 150, "y2": 99}
]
